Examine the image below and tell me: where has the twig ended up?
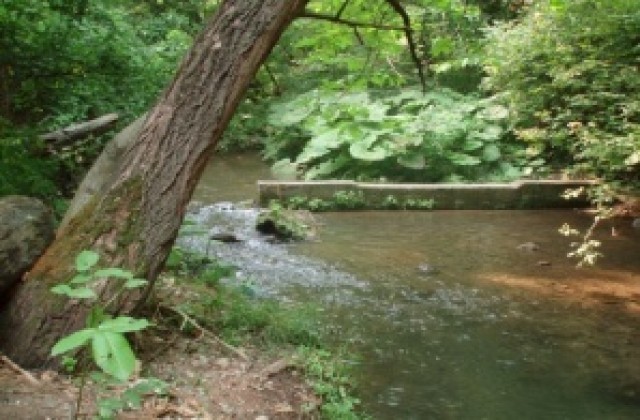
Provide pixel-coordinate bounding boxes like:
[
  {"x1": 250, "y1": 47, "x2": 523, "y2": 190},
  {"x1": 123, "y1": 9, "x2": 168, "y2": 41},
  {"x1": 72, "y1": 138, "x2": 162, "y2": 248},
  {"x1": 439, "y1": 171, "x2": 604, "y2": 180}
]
[
  {"x1": 0, "y1": 355, "x2": 40, "y2": 386},
  {"x1": 160, "y1": 305, "x2": 249, "y2": 361}
]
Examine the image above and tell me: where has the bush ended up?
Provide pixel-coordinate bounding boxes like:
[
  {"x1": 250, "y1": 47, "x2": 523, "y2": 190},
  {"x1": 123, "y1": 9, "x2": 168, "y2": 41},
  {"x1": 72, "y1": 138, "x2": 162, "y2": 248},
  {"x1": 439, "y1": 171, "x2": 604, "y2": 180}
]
[
  {"x1": 483, "y1": 0, "x2": 640, "y2": 187},
  {"x1": 265, "y1": 87, "x2": 525, "y2": 182}
]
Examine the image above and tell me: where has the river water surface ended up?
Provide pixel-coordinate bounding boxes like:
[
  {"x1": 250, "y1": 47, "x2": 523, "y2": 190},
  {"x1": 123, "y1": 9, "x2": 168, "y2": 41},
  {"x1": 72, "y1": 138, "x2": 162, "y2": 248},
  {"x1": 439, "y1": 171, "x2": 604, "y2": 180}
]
[{"x1": 190, "y1": 153, "x2": 640, "y2": 419}]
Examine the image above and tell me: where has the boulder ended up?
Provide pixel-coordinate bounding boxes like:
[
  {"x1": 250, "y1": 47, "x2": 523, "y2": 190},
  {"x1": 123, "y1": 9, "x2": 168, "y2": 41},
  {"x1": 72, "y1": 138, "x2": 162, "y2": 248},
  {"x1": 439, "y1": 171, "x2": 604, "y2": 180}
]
[{"x1": 0, "y1": 196, "x2": 55, "y2": 295}]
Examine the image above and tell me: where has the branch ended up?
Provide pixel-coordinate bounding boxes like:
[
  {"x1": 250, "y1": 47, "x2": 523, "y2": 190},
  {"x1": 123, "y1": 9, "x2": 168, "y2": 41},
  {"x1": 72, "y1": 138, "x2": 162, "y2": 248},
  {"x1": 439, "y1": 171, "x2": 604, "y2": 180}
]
[
  {"x1": 384, "y1": 0, "x2": 427, "y2": 92},
  {"x1": 299, "y1": 11, "x2": 406, "y2": 31},
  {"x1": 39, "y1": 113, "x2": 119, "y2": 145}
]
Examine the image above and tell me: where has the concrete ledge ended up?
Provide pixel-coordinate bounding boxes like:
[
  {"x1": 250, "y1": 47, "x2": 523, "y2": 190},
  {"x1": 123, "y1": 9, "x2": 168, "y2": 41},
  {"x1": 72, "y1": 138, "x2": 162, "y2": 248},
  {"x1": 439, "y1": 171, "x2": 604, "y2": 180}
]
[{"x1": 258, "y1": 180, "x2": 597, "y2": 210}]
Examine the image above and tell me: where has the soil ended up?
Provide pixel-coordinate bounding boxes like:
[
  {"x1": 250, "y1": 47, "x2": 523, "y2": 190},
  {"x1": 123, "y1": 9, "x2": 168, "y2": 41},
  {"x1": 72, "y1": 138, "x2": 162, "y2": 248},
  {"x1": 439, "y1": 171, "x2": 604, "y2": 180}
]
[{"x1": 0, "y1": 332, "x2": 320, "y2": 419}]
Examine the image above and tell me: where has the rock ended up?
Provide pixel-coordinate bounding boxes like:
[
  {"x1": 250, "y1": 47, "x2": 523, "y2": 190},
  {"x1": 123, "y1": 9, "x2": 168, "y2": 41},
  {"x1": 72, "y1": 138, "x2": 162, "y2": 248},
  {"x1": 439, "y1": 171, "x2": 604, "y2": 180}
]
[
  {"x1": 256, "y1": 208, "x2": 316, "y2": 240},
  {"x1": 209, "y1": 232, "x2": 243, "y2": 243},
  {"x1": 0, "y1": 196, "x2": 55, "y2": 295},
  {"x1": 517, "y1": 241, "x2": 540, "y2": 252},
  {"x1": 537, "y1": 260, "x2": 552, "y2": 267},
  {"x1": 632, "y1": 218, "x2": 640, "y2": 229}
]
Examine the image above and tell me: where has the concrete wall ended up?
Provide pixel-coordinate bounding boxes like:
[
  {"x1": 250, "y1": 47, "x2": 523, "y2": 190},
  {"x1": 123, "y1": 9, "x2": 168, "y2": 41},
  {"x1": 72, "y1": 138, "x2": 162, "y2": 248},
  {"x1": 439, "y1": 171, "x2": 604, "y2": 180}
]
[{"x1": 258, "y1": 180, "x2": 596, "y2": 210}]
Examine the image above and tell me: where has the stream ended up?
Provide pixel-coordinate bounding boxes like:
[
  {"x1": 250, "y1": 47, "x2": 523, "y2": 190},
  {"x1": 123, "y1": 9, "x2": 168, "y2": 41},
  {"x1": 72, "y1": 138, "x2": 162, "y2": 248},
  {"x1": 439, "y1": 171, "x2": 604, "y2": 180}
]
[{"x1": 185, "y1": 152, "x2": 640, "y2": 419}]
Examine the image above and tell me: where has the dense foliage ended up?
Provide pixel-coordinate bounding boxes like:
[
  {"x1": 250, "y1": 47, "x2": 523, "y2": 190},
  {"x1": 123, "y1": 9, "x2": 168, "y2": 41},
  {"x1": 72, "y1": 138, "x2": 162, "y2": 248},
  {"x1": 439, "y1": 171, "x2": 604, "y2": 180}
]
[
  {"x1": 2, "y1": 0, "x2": 639, "y2": 204},
  {"x1": 483, "y1": 0, "x2": 640, "y2": 189},
  {"x1": 0, "y1": 0, "x2": 210, "y2": 205}
]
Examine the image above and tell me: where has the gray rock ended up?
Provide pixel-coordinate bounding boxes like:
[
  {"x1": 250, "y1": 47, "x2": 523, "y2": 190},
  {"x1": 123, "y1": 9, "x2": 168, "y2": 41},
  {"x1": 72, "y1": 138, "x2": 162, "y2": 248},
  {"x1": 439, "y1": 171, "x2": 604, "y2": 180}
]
[{"x1": 0, "y1": 196, "x2": 55, "y2": 294}]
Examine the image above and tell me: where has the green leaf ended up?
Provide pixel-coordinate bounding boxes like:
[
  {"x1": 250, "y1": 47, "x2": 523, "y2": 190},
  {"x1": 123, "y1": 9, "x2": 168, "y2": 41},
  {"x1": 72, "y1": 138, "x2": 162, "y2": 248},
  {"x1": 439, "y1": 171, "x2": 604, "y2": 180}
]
[
  {"x1": 271, "y1": 159, "x2": 298, "y2": 180},
  {"x1": 69, "y1": 273, "x2": 91, "y2": 284},
  {"x1": 68, "y1": 287, "x2": 97, "y2": 299},
  {"x1": 482, "y1": 144, "x2": 502, "y2": 162},
  {"x1": 51, "y1": 284, "x2": 96, "y2": 299},
  {"x1": 469, "y1": 125, "x2": 503, "y2": 142},
  {"x1": 51, "y1": 284, "x2": 74, "y2": 296},
  {"x1": 98, "y1": 316, "x2": 151, "y2": 334},
  {"x1": 124, "y1": 278, "x2": 148, "y2": 289},
  {"x1": 463, "y1": 139, "x2": 484, "y2": 151},
  {"x1": 75, "y1": 250, "x2": 99, "y2": 272},
  {"x1": 397, "y1": 153, "x2": 426, "y2": 170},
  {"x1": 449, "y1": 153, "x2": 481, "y2": 166},
  {"x1": 91, "y1": 331, "x2": 136, "y2": 382},
  {"x1": 51, "y1": 328, "x2": 95, "y2": 356},
  {"x1": 94, "y1": 268, "x2": 133, "y2": 280}
]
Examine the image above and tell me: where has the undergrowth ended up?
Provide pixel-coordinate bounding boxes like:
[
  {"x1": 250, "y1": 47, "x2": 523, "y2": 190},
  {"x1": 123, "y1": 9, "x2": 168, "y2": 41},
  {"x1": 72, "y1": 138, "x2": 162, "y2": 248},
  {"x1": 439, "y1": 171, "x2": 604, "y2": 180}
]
[{"x1": 159, "y1": 246, "x2": 365, "y2": 419}]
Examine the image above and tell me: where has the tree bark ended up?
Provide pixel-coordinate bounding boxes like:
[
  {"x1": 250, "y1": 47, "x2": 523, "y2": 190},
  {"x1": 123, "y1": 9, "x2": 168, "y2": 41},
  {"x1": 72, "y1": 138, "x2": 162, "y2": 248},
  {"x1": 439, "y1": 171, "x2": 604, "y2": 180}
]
[{"x1": 0, "y1": 0, "x2": 307, "y2": 368}]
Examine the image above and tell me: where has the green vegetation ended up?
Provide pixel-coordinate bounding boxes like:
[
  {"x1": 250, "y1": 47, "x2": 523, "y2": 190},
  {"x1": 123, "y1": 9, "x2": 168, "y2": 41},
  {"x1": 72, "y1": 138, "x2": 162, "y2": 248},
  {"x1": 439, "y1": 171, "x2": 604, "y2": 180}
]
[
  {"x1": 483, "y1": 0, "x2": 640, "y2": 189},
  {"x1": 274, "y1": 190, "x2": 435, "y2": 212},
  {"x1": 3, "y1": 0, "x2": 638, "y2": 202},
  {"x1": 162, "y1": 246, "x2": 364, "y2": 418},
  {"x1": 49, "y1": 250, "x2": 165, "y2": 419}
]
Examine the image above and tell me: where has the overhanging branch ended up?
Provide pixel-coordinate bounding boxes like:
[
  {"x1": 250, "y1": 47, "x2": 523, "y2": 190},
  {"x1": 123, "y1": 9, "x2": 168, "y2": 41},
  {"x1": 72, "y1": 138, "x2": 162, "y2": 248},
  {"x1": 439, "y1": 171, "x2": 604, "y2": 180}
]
[
  {"x1": 299, "y1": 2, "x2": 426, "y2": 91},
  {"x1": 299, "y1": 11, "x2": 406, "y2": 31},
  {"x1": 384, "y1": 0, "x2": 426, "y2": 91}
]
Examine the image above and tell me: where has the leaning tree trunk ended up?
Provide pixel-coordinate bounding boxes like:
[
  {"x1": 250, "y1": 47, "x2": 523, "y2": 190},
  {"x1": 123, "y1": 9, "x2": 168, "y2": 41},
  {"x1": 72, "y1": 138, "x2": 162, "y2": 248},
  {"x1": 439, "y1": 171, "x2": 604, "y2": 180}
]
[{"x1": 0, "y1": 0, "x2": 307, "y2": 367}]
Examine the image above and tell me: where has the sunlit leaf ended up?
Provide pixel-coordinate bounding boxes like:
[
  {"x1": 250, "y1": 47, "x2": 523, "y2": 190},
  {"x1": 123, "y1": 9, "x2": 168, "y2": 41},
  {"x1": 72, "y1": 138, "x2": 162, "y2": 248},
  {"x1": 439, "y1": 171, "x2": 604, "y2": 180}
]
[
  {"x1": 482, "y1": 144, "x2": 502, "y2": 162},
  {"x1": 51, "y1": 328, "x2": 95, "y2": 356},
  {"x1": 75, "y1": 250, "x2": 99, "y2": 272},
  {"x1": 98, "y1": 316, "x2": 151, "y2": 334},
  {"x1": 91, "y1": 331, "x2": 136, "y2": 382}
]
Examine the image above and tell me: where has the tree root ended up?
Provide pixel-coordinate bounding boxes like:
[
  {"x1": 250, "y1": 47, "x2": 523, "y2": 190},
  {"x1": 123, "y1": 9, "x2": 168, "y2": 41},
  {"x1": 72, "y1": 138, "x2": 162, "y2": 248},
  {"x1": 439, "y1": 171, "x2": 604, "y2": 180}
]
[{"x1": 0, "y1": 354, "x2": 41, "y2": 386}]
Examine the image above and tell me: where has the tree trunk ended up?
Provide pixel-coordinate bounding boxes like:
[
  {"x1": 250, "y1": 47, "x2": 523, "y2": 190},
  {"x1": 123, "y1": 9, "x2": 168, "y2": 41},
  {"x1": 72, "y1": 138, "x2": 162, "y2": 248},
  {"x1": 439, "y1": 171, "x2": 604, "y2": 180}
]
[{"x1": 0, "y1": 0, "x2": 308, "y2": 368}]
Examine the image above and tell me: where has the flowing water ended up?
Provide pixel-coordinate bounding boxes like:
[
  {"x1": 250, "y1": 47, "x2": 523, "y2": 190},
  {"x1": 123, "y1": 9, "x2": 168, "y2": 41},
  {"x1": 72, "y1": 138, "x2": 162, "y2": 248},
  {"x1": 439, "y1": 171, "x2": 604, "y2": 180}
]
[{"x1": 190, "y1": 153, "x2": 640, "y2": 419}]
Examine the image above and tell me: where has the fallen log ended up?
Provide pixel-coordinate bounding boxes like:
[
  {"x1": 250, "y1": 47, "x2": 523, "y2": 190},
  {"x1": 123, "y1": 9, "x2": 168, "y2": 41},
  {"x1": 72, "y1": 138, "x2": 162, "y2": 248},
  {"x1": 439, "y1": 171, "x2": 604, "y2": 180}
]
[{"x1": 39, "y1": 113, "x2": 119, "y2": 145}]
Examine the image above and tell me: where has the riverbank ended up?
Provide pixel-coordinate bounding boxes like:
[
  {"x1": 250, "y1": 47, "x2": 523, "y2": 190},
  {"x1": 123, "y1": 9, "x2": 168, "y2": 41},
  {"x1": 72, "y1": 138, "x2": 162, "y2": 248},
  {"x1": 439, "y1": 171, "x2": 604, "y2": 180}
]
[{"x1": 0, "y1": 259, "x2": 363, "y2": 419}]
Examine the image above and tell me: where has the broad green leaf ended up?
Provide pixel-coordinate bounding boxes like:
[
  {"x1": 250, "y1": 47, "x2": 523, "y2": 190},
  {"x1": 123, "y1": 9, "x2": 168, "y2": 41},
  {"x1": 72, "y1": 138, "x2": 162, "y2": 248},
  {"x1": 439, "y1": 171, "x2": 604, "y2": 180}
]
[
  {"x1": 75, "y1": 250, "x2": 99, "y2": 272},
  {"x1": 98, "y1": 316, "x2": 150, "y2": 334},
  {"x1": 51, "y1": 328, "x2": 95, "y2": 356},
  {"x1": 482, "y1": 144, "x2": 502, "y2": 162},
  {"x1": 91, "y1": 331, "x2": 136, "y2": 382},
  {"x1": 349, "y1": 141, "x2": 387, "y2": 161},
  {"x1": 94, "y1": 268, "x2": 133, "y2": 280}
]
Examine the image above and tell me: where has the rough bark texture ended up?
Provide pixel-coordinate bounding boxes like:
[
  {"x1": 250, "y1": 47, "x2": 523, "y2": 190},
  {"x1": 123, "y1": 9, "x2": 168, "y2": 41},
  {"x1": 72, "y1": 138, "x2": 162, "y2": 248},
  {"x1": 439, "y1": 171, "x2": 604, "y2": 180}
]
[{"x1": 0, "y1": 0, "x2": 308, "y2": 368}]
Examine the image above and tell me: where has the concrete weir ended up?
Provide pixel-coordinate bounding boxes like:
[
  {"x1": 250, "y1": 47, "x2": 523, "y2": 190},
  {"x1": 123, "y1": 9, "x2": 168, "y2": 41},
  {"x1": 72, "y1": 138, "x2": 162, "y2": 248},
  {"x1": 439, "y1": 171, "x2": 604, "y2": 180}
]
[{"x1": 258, "y1": 180, "x2": 597, "y2": 210}]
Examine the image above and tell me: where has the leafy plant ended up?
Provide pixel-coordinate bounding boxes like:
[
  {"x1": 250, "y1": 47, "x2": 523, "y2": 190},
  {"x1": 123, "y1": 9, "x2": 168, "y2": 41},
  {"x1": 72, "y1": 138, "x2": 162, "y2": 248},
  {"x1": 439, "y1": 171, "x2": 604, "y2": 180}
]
[
  {"x1": 483, "y1": 0, "x2": 640, "y2": 187},
  {"x1": 265, "y1": 87, "x2": 525, "y2": 183},
  {"x1": 50, "y1": 250, "x2": 160, "y2": 418}
]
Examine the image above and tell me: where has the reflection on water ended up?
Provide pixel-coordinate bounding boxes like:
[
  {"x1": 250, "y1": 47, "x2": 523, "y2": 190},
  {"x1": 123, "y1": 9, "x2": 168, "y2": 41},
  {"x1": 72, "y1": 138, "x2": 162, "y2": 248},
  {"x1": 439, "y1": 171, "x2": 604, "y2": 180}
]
[{"x1": 192, "y1": 154, "x2": 640, "y2": 419}]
